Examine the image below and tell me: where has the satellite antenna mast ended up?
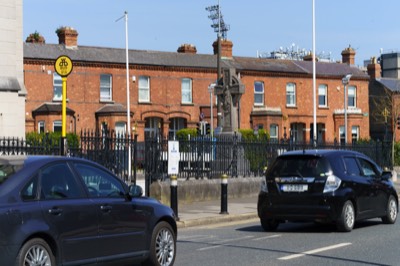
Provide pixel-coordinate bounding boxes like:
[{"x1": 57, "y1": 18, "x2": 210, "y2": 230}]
[{"x1": 206, "y1": 1, "x2": 230, "y2": 127}]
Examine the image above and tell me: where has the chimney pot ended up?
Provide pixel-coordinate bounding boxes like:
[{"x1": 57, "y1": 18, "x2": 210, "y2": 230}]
[
  {"x1": 213, "y1": 39, "x2": 233, "y2": 58},
  {"x1": 341, "y1": 45, "x2": 356, "y2": 65},
  {"x1": 177, "y1": 44, "x2": 197, "y2": 54},
  {"x1": 56, "y1": 26, "x2": 78, "y2": 48}
]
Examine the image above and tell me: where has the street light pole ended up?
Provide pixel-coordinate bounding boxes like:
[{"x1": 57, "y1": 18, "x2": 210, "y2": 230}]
[
  {"x1": 342, "y1": 74, "x2": 352, "y2": 145},
  {"x1": 116, "y1": 11, "x2": 131, "y2": 182},
  {"x1": 312, "y1": 0, "x2": 317, "y2": 147}
]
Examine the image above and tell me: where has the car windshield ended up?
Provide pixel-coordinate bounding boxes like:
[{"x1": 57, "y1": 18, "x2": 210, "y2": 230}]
[
  {"x1": 268, "y1": 155, "x2": 330, "y2": 178},
  {"x1": 0, "y1": 158, "x2": 25, "y2": 184}
]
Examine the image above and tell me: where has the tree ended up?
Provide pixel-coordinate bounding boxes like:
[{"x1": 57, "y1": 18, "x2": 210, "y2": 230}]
[{"x1": 370, "y1": 82, "x2": 400, "y2": 166}]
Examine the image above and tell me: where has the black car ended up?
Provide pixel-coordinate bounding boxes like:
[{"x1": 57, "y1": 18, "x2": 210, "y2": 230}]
[
  {"x1": 0, "y1": 155, "x2": 177, "y2": 266},
  {"x1": 257, "y1": 149, "x2": 398, "y2": 232}
]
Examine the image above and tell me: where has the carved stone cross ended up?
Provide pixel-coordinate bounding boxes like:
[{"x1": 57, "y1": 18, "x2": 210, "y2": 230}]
[{"x1": 214, "y1": 68, "x2": 245, "y2": 133}]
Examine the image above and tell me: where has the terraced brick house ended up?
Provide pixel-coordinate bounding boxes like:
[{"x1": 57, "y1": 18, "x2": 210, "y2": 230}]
[{"x1": 23, "y1": 27, "x2": 370, "y2": 143}]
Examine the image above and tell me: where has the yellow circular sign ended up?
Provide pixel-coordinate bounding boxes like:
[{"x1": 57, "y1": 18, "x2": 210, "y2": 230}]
[{"x1": 54, "y1": 55, "x2": 73, "y2": 77}]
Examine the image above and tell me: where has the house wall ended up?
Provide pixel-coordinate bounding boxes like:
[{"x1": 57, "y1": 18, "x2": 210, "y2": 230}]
[
  {"x1": 0, "y1": 0, "x2": 26, "y2": 137},
  {"x1": 24, "y1": 57, "x2": 370, "y2": 143}
]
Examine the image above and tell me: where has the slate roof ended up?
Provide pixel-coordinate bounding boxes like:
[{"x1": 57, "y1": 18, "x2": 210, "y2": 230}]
[
  {"x1": 23, "y1": 43, "x2": 369, "y2": 79},
  {"x1": 32, "y1": 103, "x2": 75, "y2": 115},
  {"x1": 376, "y1": 78, "x2": 400, "y2": 92},
  {"x1": 96, "y1": 103, "x2": 129, "y2": 114}
]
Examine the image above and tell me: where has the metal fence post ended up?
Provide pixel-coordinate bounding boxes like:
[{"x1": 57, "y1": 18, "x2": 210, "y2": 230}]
[{"x1": 220, "y1": 174, "x2": 229, "y2": 214}]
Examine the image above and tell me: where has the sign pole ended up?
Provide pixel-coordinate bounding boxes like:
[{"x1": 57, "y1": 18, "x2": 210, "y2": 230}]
[{"x1": 54, "y1": 55, "x2": 73, "y2": 155}]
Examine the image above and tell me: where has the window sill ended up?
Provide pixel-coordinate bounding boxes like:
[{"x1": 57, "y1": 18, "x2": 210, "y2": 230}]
[
  {"x1": 139, "y1": 101, "x2": 152, "y2": 105},
  {"x1": 181, "y1": 103, "x2": 194, "y2": 106},
  {"x1": 100, "y1": 100, "x2": 114, "y2": 104},
  {"x1": 53, "y1": 99, "x2": 69, "y2": 102}
]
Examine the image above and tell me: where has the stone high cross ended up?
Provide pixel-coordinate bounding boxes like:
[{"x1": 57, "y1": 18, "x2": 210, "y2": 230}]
[{"x1": 214, "y1": 68, "x2": 245, "y2": 133}]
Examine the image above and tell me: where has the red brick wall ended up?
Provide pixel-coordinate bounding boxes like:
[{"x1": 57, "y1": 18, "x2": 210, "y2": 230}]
[{"x1": 24, "y1": 60, "x2": 370, "y2": 143}]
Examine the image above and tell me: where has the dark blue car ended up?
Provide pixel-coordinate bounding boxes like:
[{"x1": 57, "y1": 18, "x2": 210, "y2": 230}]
[
  {"x1": 0, "y1": 155, "x2": 177, "y2": 265},
  {"x1": 258, "y1": 149, "x2": 398, "y2": 232}
]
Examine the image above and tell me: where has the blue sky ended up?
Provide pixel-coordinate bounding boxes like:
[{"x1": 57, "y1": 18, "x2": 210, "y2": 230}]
[{"x1": 24, "y1": 0, "x2": 400, "y2": 66}]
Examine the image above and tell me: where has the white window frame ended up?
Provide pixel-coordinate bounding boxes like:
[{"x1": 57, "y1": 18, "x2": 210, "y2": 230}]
[
  {"x1": 348, "y1": 86, "x2": 356, "y2": 108},
  {"x1": 351, "y1": 126, "x2": 359, "y2": 143},
  {"x1": 115, "y1": 122, "x2": 126, "y2": 136},
  {"x1": 38, "y1": 121, "x2": 45, "y2": 134},
  {"x1": 286, "y1": 83, "x2": 296, "y2": 107},
  {"x1": 254, "y1": 81, "x2": 264, "y2": 106},
  {"x1": 53, "y1": 73, "x2": 62, "y2": 101},
  {"x1": 181, "y1": 78, "x2": 192, "y2": 104},
  {"x1": 139, "y1": 76, "x2": 150, "y2": 103},
  {"x1": 318, "y1": 84, "x2": 327, "y2": 107},
  {"x1": 269, "y1": 124, "x2": 278, "y2": 141},
  {"x1": 100, "y1": 74, "x2": 112, "y2": 102},
  {"x1": 53, "y1": 120, "x2": 62, "y2": 133},
  {"x1": 339, "y1": 126, "x2": 345, "y2": 144}
]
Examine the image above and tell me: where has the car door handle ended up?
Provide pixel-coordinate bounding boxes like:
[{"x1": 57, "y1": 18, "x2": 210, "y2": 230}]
[
  {"x1": 100, "y1": 205, "x2": 112, "y2": 212},
  {"x1": 48, "y1": 208, "x2": 63, "y2": 215}
]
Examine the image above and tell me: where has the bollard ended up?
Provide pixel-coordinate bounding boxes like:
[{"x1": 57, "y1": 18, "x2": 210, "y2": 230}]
[
  {"x1": 170, "y1": 175, "x2": 179, "y2": 221},
  {"x1": 220, "y1": 174, "x2": 229, "y2": 214}
]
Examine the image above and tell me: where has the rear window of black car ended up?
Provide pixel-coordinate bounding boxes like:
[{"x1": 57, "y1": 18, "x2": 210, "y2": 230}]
[{"x1": 267, "y1": 155, "x2": 330, "y2": 178}]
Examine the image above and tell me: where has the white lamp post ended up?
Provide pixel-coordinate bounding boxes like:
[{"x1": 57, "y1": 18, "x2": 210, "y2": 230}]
[
  {"x1": 312, "y1": 0, "x2": 317, "y2": 147},
  {"x1": 342, "y1": 74, "x2": 352, "y2": 145},
  {"x1": 116, "y1": 11, "x2": 131, "y2": 182}
]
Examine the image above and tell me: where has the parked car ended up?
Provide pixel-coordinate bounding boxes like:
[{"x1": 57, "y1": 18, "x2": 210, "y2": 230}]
[
  {"x1": 257, "y1": 149, "x2": 398, "y2": 232},
  {"x1": 0, "y1": 155, "x2": 177, "y2": 266}
]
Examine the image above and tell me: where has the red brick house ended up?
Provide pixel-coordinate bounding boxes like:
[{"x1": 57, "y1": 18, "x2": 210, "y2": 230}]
[{"x1": 23, "y1": 27, "x2": 370, "y2": 143}]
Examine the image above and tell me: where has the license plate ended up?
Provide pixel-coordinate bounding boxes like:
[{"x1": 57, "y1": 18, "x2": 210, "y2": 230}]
[{"x1": 281, "y1": 184, "x2": 308, "y2": 192}]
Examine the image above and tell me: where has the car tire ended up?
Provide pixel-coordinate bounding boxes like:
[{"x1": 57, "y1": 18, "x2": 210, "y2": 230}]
[
  {"x1": 260, "y1": 218, "x2": 279, "y2": 231},
  {"x1": 337, "y1": 200, "x2": 355, "y2": 232},
  {"x1": 143, "y1": 221, "x2": 176, "y2": 266},
  {"x1": 381, "y1": 195, "x2": 398, "y2": 224},
  {"x1": 15, "y1": 238, "x2": 55, "y2": 266}
]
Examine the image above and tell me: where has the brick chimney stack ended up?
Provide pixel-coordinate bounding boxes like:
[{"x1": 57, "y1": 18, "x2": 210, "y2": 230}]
[
  {"x1": 25, "y1": 31, "x2": 45, "y2": 44},
  {"x1": 367, "y1": 56, "x2": 381, "y2": 80},
  {"x1": 56, "y1": 26, "x2": 78, "y2": 48},
  {"x1": 341, "y1": 45, "x2": 356, "y2": 65},
  {"x1": 303, "y1": 52, "x2": 318, "y2": 62},
  {"x1": 213, "y1": 39, "x2": 233, "y2": 58},
  {"x1": 177, "y1": 44, "x2": 197, "y2": 54}
]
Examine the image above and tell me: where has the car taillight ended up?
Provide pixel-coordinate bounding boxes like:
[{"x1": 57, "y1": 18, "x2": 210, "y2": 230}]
[
  {"x1": 260, "y1": 179, "x2": 268, "y2": 193},
  {"x1": 323, "y1": 174, "x2": 341, "y2": 193}
]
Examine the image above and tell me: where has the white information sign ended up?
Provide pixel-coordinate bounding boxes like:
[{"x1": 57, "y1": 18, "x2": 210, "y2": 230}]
[{"x1": 168, "y1": 141, "x2": 180, "y2": 175}]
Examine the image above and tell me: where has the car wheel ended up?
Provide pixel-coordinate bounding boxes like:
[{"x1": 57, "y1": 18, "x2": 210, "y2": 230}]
[
  {"x1": 260, "y1": 218, "x2": 279, "y2": 231},
  {"x1": 337, "y1": 200, "x2": 355, "y2": 232},
  {"x1": 382, "y1": 195, "x2": 398, "y2": 224},
  {"x1": 15, "y1": 238, "x2": 55, "y2": 266},
  {"x1": 143, "y1": 221, "x2": 176, "y2": 266}
]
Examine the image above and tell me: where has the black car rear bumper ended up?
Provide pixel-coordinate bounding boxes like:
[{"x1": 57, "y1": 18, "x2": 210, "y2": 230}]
[{"x1": 257, "y1": 191, "x2": 343, "y2": 223}]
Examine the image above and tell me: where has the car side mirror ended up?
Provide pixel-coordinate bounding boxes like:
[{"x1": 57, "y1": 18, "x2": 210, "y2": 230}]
[
  {"x1": 129, "y1": 184, "x2": 143, "y2": 197},
  {"x1": 381, "y1": 171, "x2": 392, "y2": 181}
]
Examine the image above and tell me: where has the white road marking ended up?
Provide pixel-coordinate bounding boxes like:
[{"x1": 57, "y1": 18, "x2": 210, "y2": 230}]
[
  {"x1": 253, "y1": 234, "x2": 281, "y2": 241},
  {"x1": 198, "y1": 235, "x2": 254, "y2": 251},
  {"x1": 278, "y1": 242, "x2": 352, "y2": 260},
  {"x1": 179, "y1": 235, "x2": 216, "y2": 241}
]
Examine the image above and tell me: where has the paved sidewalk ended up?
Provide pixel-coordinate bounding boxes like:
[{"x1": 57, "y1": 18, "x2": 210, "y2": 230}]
[
  {"x1": 175, "y1": 196, "x2": 259, "y2": 228},
  {"x1": 173, "y1": 179, "x2": 400, "y2": 229}
]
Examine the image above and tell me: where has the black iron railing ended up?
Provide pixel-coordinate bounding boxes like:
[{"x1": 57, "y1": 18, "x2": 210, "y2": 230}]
[{"x1": 0, "y1": 132, "x2": 393, "y2": 185}]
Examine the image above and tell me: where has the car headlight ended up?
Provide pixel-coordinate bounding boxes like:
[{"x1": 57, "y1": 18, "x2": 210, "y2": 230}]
[
  {"x1": 323, "y1": 174, "x2": 341, "y2": 193},
  {"x1": 260, "y1": 179, "x2": 268, "y2": 193}
]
